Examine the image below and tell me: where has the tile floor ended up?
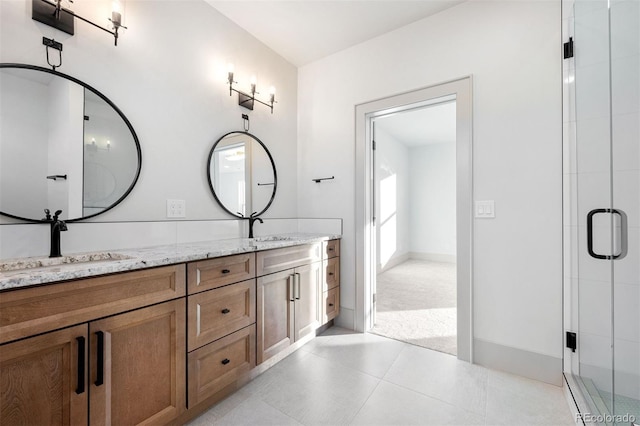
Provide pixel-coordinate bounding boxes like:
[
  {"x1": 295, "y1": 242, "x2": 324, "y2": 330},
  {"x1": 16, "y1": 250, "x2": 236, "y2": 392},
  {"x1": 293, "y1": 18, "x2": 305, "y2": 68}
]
[{"x1": 188, "y1": 327, "x2": 576, "y2": 426}]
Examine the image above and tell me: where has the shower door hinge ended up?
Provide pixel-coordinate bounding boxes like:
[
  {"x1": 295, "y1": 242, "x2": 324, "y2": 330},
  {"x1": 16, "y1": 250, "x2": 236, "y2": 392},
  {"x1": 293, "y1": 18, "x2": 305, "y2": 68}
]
[
  {"x1": 566, "y1": 331, "x2": 577, "y2": 352},
  {"x1": 372, "y1": 140, "x2": 376, "y2": 150},
  {"x1": 563, "y1": 37, "x2": 574, "y2": 59}
]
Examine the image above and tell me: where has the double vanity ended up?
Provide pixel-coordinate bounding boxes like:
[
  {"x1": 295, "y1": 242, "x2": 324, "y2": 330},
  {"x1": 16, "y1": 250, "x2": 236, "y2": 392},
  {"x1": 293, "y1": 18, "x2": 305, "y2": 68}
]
[
  {"x1": 0, "y1": 57, "x2": 336, "y2": 425},
  {"x1": 0, "y1": 234, "x2": 341, "y2": 425}
]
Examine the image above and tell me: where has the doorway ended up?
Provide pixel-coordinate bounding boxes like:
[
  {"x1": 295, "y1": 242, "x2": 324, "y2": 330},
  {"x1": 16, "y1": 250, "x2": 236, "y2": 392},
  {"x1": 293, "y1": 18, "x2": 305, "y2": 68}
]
[
  {"x1": 370, "y1": 100, "x2": 458, "y2": 356},
  {"x1": 354, "y1": 77, "x2": 473, "y2": 362}
]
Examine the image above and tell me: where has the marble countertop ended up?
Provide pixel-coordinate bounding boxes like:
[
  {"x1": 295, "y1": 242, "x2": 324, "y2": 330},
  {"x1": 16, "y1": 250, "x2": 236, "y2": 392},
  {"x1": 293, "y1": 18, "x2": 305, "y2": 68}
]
[{"x1": 0, "y1": 233, "x2": 341, "y2": 291}]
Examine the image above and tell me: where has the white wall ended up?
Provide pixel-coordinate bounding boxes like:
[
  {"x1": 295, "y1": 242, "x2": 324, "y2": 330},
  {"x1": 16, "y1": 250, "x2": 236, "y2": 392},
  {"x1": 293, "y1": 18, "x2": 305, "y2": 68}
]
[
  {"x1": 409, "y1": 142, "x2": 456, "y2": 257},
  {"x1": 0, "y1": 0, "x2": 297, "y2": 225},
  {"x1": 0, "y1": 0, "x2": 299, "y2": 257},
  {"x1": 298, "y1": 0, "x2": 563, "y2": 361},
  {"x1": 375, "y1": 126, "x2": 410, "y2": 272}
]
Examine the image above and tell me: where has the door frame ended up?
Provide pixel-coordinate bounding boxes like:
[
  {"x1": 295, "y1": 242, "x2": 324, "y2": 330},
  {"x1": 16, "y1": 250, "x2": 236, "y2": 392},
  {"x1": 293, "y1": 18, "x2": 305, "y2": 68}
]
[{"x1": 354, "y1": 76, "x2": 474, "y2": 362}]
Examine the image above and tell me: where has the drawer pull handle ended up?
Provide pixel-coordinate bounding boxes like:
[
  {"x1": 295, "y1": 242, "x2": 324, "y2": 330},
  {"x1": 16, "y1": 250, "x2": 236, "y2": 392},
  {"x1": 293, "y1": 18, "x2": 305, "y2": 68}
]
[
  {"x1": 328, "y1": 247, "x2": 334, "y2": 251},
  {"x1": 221, "y1": 269, "x2": 231, "y2": 274},
  {"x1": 76, "y1": 336, "x2": 85, "y2": 394},
  {"x1": 328, "y1": 272, "x2": 334, "y2": 276},
  {"x1": 221, "y1": 308, "x2": 230, "y2": 314},
  {"x1": 329, "y1": 303, "x2": 334, "y2": 307},
  {"x1": 95, "y1": 331, "x2": 104, "y2": 387},
  {"x1": 221, "y1": 358, "x2": 230, "y2": 365}
]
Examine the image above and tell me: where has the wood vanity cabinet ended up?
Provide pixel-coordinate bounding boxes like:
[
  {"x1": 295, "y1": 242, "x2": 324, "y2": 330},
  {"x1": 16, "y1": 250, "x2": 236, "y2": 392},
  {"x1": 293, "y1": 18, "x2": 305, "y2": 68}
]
[
  {"x1": 0, "y1": 239, "x2": 340, "y2": 425},
  {"x1": 185, "y1": 255, "x2": 257, "y2": 409},
  {"x1": 322, "y1": 240, "x2": 340, "y2": 323},
  {"x1": 256, "y1": 244, "x2": 323, "y2": 364},
  {"x1": 0, "y1": 265, "x2": 187, "y2": 425}
]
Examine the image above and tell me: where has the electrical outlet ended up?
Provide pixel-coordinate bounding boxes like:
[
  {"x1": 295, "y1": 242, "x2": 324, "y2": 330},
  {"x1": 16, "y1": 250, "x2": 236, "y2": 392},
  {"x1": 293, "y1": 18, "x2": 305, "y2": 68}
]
[
  {"x1": 475, "y1": 200, "x2": 495, "y2": 218},
  {"x1": 166, "y1": 199, "x2": 186, "y2": 218}
]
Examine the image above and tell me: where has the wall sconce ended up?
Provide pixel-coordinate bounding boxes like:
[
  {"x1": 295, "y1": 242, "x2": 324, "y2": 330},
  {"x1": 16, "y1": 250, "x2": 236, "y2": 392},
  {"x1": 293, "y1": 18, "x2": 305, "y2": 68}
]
[
  {"x1": 32, "y1": 0, "x2": 128, "y2": 46},
  {"x1": 86, "y1": 137, "x2": 111, "y2": 152},
  {"x1": 227, "y1": 64, "x2": 276, "y2": 114}
]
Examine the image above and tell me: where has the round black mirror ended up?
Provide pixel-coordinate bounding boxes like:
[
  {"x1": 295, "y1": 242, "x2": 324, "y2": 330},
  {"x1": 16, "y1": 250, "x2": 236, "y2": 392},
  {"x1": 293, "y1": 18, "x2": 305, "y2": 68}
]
[
  {"x1": 207, "y1": 131, "x2": 277, "y2": 218},
  {"x1": 0, "y1": 64, "x2": 142, "y2": 222}
]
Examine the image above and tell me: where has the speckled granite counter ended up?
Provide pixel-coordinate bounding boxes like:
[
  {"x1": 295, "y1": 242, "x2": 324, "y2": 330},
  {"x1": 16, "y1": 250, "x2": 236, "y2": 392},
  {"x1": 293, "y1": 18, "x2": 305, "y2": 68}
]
[{"x1": 0, "y1": 233, "x2": 341, "y2": 291}]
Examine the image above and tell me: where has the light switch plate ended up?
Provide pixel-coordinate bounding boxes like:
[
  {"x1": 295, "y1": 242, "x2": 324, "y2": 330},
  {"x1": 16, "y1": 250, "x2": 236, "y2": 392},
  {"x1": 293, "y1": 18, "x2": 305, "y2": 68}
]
[
  {"x1": 167, "y1": 199, "x2": 186, "y2": 218},
  {"x1": 475, "y1": 200, "x2": 495, "y2": 218}
]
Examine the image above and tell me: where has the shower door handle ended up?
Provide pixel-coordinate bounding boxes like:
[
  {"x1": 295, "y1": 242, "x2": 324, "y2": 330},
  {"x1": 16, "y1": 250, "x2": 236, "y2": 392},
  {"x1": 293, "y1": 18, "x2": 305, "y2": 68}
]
[{"x1": 586, "y1": 208, "x2": 628, "y2": 260}]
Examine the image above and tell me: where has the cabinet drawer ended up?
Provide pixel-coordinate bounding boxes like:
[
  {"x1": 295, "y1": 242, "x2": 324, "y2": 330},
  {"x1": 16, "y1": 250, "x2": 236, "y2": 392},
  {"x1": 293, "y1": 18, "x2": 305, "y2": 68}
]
[
  {"x1": 324, "y1": 239, "x2": 340, "y2": 259},
  {"x1": 188, "y1": 279, "x2": 256, "y2": 351},
  {"x1": 323, "y1": 257, "x2": 340, "y2": 291},
  {"x1": 0, "y1": 264, "x2": 186, "y2": 345},
  {"x1": 323, "y1": 287, "x2": 340, "y2": 323},
  {"x1": 188, "y1": 325, "x2": 256, "y2": 407},
  {"x1": 187, "y1": 253, "x2": 256, "y2": 294},
  {"x1": 256, "y1": 243, "x2": 321, "y2": 276}
]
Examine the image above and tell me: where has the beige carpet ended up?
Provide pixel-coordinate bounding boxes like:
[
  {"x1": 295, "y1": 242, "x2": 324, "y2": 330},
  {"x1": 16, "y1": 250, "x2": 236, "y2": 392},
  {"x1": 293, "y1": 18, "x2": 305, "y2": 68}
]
[{"x1": 370, "y1": 259, "x2": 457, "y2": 356}]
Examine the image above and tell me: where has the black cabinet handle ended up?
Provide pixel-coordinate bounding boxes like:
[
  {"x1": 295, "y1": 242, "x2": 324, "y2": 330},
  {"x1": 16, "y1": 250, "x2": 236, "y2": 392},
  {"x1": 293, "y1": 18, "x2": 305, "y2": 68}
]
[
  {"x1": 329, "y1": 303, "x2": 334, "y2": 307},
  {"x1": 328, "y1": 272, "x2": 334, "y2": 276},
  {"x1": 95, "y1": 331, "x2": 104, "y2": 386},
  {"x1": 221, "y1": 308, "x2": 230, "y2": 314},
  {"x1": 221, "y1": 269, "x2": 230, "y2": 274},
  {"x1": 221, "y1": 358, "x2": 230, "y2": 365},
  {"x1": 328, "y1": 247, "x2": 334, "y2": 251},
  {"x1": 76, "y1": 336, "x2": 85, "y2": 394}
]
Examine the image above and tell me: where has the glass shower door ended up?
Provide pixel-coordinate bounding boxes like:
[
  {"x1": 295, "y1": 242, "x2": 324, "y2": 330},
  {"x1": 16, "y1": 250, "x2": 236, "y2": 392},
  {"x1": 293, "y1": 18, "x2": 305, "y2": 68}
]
[
  {"x1": 569, "y1": 0, "x2": 640, "y2": 423},
  {"x1": 572, "y1": 0, "x2": 615, "y2": 418},
  {"x1": 610, "y1": 0, "x2": 640, "y2": 422}
]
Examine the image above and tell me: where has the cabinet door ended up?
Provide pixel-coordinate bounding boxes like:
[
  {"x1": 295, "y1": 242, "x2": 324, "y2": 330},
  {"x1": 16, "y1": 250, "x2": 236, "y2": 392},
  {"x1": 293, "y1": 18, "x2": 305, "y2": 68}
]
[
  {"x1": 0, "y1": 324, "x2": 88, "y2": 425},
  {"x1": 294, "y1": 262, "x2": 322, "y2": 341},
  {"x1": 89, "y1": 299, "x2": 186, "y2": 425},
  {"x1": 257, "y1": 269, "x2": 294, "y2": 364}
]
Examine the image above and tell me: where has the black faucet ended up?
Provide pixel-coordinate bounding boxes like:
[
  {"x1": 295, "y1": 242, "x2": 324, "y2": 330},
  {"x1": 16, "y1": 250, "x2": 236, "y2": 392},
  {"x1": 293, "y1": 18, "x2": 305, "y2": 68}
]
[
  {"x1": 43, "y1": 209, "x2": 68, "y2": 258},
  {"x1": 248, "y1": 212, "x2": 263, "y2": 238}
]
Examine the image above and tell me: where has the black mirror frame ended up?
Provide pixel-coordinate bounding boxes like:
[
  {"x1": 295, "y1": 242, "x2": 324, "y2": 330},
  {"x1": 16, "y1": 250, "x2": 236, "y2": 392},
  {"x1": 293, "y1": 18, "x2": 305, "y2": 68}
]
[
  {"x1": 0, "y1": 63, "x2": 142, "y2": 223},
  {"x1": 207, "y1": 131, "x2": 277, "y2": 218}
]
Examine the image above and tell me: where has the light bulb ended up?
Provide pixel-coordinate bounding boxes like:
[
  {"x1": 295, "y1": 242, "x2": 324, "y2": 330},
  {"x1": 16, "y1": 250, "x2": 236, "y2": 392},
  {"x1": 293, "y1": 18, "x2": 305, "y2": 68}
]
[
  {"x1": 227, "y1": 63, "x2": 234, "y2": 85},
  {"x1": 111, "y1": 0, "x2": 122, "y2": 28}
]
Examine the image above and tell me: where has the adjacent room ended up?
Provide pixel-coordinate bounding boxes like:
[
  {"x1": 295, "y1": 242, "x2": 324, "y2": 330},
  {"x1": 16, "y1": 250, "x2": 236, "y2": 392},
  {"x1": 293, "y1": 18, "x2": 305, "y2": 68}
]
[{"x1": 371, "y1": 100, "x2": 458, "y2": 356}]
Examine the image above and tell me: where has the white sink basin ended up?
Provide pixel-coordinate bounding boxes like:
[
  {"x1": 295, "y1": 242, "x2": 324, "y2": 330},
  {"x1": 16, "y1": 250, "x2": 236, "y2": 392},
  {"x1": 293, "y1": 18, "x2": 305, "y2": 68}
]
[{"x1": 0, "y1": 252, "x2": 132, "y2": 272}]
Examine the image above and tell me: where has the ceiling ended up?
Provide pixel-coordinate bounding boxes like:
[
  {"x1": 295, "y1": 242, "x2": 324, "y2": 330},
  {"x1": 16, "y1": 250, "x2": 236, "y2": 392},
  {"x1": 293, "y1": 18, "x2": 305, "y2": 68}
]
[
  {"x1": 205, "y1": 0, "x2": 465, "y2": 67},
  {"x1": 375, "y1": 100, "x2": 456, "y2": 147}
]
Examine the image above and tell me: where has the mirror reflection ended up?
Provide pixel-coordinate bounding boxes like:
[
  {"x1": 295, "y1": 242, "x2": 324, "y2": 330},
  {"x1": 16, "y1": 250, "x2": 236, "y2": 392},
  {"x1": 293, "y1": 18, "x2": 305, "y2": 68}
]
[
  {"x1": 207, "y1": 132, "x2": 277, "y2": 218},
  {"x1": 0, "y1": 65, "x2": 141, "y2": 222}
]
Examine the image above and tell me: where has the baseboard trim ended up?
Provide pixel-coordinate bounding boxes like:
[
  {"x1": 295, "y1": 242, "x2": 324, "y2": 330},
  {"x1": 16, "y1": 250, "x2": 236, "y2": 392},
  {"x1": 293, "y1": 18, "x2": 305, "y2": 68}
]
[
  {"x1": 410, "y1": 252, "x2": 457, "y2": 263},
  {"x1": 473, "y1": 338, "x2": 563, "y2": 386},
  {"x1": 378, "y1": 253, "x2": 411, "y2": 273}
]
